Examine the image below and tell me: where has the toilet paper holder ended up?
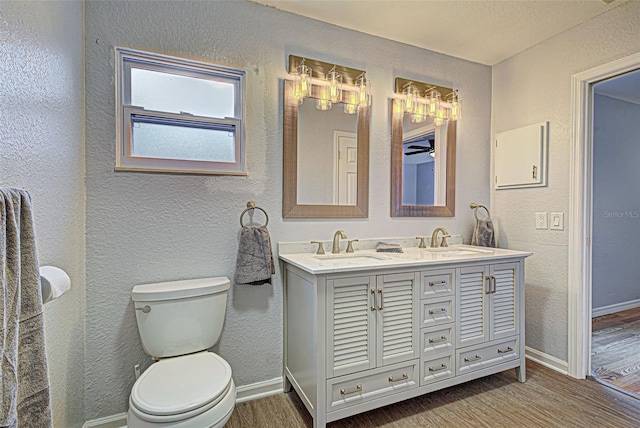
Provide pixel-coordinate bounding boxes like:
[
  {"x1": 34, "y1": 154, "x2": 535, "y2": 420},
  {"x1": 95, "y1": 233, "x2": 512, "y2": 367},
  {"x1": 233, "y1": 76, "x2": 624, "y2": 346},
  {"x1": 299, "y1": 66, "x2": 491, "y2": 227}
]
[{"x1": 39, "y1": 266, "x2": 71, "y2": 304}]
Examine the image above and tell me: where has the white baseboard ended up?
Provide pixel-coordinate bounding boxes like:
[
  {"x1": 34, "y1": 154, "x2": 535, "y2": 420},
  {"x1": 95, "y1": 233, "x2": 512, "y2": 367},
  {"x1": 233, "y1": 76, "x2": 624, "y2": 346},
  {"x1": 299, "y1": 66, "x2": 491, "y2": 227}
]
[
  {"x1": 83, "y1": 413, "x2": 127, "y2": 428},
  {"x1": 236, "y1": 377, "x2": 283, "y2": 403},
  {"x1": 525, "y1": 346, "x2": 569, "y2": 375},
  {"x1": 592, "y1": 298, "x2": 640, "y2": 318}
]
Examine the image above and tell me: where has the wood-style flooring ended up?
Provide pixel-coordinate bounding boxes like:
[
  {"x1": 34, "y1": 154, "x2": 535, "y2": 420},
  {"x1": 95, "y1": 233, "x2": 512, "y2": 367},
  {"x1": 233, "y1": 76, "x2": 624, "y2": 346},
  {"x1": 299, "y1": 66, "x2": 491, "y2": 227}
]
[
  {"x1": 592, "y1": 307, "x2": 640, "y2": 397},
  {"x1": 226, "y1": 361, "x2": 640, "y2": 427}
]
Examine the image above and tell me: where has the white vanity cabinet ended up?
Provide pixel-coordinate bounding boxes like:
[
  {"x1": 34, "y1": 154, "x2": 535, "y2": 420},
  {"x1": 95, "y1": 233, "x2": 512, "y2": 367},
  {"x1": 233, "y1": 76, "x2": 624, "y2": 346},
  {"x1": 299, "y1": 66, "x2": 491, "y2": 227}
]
[{"x1": 280, "y1": 247, "x2": 528, "y2": 428}]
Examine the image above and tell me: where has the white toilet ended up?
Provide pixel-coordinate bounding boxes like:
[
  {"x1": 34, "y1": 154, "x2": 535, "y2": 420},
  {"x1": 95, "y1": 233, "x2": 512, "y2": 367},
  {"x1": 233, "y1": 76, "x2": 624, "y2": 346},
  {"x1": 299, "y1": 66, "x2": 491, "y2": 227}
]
[{"x1": 128, "y1": 277, "x2": 235, "y2": 428}]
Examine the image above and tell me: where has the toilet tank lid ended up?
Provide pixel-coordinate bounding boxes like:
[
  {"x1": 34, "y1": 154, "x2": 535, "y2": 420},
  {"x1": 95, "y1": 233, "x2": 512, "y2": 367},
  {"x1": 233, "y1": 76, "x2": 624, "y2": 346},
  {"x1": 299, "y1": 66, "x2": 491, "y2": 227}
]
[{"x1": 132, "y1": 277, "x2": 230, "y2": 302}]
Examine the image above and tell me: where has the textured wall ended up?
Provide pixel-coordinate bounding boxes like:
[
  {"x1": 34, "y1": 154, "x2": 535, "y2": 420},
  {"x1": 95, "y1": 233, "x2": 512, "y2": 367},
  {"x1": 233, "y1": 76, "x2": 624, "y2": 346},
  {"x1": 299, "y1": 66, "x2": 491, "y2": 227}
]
[
  {"x1": 0, "y1": 1, "x2": 86, "y2": 426},
  {"x1": 491, "y1": 1, "x2": 640, "y2": 361},
  {"x1": 592, "y1": 94, "x2": 640, "y2": 309},
  {"x1": 84, "y1": 0, "x2": 491, "y2": 420}
]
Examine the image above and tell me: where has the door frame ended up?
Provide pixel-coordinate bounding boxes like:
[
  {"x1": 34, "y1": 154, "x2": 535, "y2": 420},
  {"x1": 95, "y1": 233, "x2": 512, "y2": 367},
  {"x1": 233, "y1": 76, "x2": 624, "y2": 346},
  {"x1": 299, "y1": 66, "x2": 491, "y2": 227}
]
[{"x1": 568, "y1": 51, "x2": 640, "y2": 379}]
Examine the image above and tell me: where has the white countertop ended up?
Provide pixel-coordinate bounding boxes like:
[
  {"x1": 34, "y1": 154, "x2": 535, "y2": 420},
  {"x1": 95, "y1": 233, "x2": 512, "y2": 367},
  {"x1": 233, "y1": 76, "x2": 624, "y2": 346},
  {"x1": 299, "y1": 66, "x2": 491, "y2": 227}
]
[{"x1": 278, "y1": 245, "x2": 532, "y2": 275}]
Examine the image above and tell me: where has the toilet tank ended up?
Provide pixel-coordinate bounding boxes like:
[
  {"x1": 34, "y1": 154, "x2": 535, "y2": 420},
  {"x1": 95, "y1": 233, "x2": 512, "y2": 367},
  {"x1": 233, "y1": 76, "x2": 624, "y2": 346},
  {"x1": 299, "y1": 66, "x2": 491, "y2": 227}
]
[{"x1": 131, "y1": 277, "x2": 230, "y2": 359}]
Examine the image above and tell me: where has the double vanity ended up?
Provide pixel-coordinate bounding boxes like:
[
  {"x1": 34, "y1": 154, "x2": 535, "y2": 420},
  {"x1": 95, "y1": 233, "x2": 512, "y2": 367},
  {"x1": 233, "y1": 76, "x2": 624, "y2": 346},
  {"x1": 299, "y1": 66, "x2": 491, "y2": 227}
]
[{"x1": 279, "y1": 237, "x2": 530, "y2": 428}]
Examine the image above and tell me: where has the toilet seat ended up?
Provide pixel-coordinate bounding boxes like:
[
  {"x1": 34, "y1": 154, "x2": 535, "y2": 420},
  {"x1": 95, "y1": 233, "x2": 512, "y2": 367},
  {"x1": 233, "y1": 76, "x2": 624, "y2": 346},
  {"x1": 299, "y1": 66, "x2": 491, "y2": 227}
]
[{"x1": 129, "y1": 352, "x2": 232, "y2": 423}]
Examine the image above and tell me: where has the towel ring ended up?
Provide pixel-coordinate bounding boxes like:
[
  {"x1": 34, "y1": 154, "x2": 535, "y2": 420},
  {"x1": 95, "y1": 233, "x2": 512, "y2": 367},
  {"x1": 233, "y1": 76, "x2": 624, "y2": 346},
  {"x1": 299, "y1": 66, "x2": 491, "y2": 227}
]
[
  {"x1": 240, "y1": 201, "x2": 269, "y2": 227},
  {"x1": 470, "y1": 203, "x2": 491, "y2": 221}
]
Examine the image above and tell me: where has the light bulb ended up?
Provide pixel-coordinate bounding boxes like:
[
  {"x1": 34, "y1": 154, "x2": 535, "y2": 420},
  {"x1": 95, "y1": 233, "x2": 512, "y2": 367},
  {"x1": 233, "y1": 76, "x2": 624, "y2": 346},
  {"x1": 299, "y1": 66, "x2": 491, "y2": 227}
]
[
  {"x1": 356, "y1": 75, "x2": 371, "y2": 107},
  {"x1": 316, "y1": 84, "x2": 332, "y2": 111},
  {"x1": 296, "y1": 64, "x2": 312, "y2": 98},
  {"x1": 344, "y1": 91, "x2": 358, "y2": 114},
  {"x1": 428, "y1": 89, "x2": 441, "y2": 117},
  {"x1": 328, "y1": 69, "x2": 342, "y2": 103},
  {"x1": 403, "y1": 85, "x2": 416, "y2": 113},
  {"x1": 450, "y1": 96, "x2": 462, "y2": 121},
  {"x1": 411, "y1": 100, "x2": 426, "y2": 123}
]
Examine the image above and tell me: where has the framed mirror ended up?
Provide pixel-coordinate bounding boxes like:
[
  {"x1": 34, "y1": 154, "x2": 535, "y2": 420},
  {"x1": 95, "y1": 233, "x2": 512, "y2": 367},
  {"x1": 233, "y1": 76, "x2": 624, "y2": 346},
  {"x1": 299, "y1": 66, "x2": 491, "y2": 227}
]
[
  {"x1": 282, "y1": 59, "x2": 370, "y2": 218},
  {"x1": 390, "y1": 85, "x2": 457, "y2": 217}
]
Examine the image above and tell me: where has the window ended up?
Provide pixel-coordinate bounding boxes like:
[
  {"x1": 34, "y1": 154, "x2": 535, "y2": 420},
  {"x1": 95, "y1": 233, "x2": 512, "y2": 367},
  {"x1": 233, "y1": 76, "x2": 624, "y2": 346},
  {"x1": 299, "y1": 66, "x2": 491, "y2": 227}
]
[{"x1": 115, "y1": 47, "x2": 246, "y2": 174}]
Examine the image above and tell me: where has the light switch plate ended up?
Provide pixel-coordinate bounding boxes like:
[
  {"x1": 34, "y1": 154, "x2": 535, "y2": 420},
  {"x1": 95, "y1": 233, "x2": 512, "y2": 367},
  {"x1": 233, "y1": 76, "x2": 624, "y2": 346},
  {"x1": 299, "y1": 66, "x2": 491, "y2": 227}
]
[
  {"x1": 535, "y1": 212, "x2": 548, "y2": 229},
  {"x1": 550, "y1": 212, "x2": 564, "y2": 230}
]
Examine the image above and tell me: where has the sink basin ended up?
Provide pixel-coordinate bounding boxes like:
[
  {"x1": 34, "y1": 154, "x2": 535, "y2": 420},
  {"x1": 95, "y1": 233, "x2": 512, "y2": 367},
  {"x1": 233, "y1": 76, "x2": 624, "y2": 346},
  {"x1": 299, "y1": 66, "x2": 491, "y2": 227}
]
[
  {"x1": 422, "y1": 246, "x2": 494, "y2": 257},
  {"x1": 314, "y1": 253, "x2": 391, "y2": 262}
]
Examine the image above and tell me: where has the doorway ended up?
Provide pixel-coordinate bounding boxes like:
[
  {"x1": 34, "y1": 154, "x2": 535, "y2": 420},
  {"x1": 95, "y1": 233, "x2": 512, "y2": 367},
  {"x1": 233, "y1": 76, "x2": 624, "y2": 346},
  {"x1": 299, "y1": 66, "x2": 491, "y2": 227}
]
[
  {"x1": 589, "y1": 70, "x2": 640, "y2": 397},
  {"x1": 568, "y1": 52, "x2": 640, "y2": 382}
]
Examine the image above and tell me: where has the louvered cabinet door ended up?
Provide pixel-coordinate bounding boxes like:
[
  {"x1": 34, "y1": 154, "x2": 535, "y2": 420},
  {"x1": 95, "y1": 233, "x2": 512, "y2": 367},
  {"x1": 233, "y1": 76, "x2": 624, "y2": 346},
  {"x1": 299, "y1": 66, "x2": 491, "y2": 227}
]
[
  {"x1": 376, "y1": 273, "x2": 419, "y2": 367},
  {"x1": 489, "y1": 263, "x2": 519, "y2": 340},
  {"x1": 327, "y1": 276, "x2": 377, "y2": 378},
  {"x1": 457, "y1": 266, "x2": 489, "y2": 348}
]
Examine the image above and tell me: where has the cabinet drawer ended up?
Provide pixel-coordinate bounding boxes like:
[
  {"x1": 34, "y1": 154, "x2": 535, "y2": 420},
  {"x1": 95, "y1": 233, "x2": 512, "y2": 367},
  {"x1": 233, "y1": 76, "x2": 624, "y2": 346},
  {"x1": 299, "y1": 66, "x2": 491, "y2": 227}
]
[
  {"x1": 327, "y1": 360, "x2": 419, "y2": 411},
  {"x1": 420, "y1": 297, "x2": 455, "y2": 328},
  {"x1": 420, "y1": 269, "x2": 455, "y2": 298},
  {"x1": 457, "y1": 337, "x2": 519, "y2": 375},
  {"x1": 421, "y1": 324, "x2": 455, "y2": 357},
  {"x1": 421, "y1": 353, "x2": 455, "y2": 386}
]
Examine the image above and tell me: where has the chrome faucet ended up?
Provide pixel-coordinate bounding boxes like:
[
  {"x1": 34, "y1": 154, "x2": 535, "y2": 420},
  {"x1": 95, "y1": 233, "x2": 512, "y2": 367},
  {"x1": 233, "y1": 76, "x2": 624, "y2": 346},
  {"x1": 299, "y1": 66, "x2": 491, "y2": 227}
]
[
  {"x1": 430, "y1": 227, "x2": 451, "y2": 248},
  {"x1": 332, "y1": 230, "x2": 347, "y2": 254}
]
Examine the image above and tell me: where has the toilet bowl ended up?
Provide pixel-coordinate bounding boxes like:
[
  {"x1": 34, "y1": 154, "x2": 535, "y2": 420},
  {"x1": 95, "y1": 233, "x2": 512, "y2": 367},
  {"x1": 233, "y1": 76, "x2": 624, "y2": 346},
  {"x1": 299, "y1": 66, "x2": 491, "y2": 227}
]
[{"x1": 128, "y1": 278, "x2": 235, "y2": 427}]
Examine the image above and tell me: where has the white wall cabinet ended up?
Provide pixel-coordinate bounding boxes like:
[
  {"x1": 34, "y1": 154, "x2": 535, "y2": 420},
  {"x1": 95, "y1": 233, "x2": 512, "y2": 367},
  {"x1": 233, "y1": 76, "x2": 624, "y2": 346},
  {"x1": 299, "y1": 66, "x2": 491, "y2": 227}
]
[{"x1": 282, "y1": 256, "x2": 526, "y2": 428}]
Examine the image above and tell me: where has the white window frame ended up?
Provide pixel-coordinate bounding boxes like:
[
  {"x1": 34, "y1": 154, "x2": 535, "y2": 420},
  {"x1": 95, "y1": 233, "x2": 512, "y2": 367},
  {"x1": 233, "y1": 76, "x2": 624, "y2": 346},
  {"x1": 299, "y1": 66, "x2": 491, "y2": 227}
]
[{"x1": 115, "y1": 47, "x2": 246, "y2": 175}]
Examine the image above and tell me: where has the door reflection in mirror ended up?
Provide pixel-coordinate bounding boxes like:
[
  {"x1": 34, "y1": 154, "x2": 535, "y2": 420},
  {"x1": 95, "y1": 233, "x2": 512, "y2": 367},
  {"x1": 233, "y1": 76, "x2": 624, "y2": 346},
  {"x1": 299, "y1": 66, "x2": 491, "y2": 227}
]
[{"x1": 297, "y1": 100, "x2": 358, "y2": 205}]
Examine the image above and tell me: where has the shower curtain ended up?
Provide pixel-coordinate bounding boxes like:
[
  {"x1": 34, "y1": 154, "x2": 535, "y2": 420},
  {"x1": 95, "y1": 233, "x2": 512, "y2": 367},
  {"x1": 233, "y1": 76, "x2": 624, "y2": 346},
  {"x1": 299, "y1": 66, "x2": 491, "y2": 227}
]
[{"x1": 0, "y1": 188, "x2": 53, "y2": 428}]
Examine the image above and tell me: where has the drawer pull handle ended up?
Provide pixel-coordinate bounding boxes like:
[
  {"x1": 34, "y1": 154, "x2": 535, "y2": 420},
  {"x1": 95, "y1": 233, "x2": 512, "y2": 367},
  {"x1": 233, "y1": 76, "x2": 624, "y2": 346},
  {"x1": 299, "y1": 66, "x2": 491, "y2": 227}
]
[
  {"x1": 464, "y1": 354, "x2": 482, "y2": 362},
  {"x1": 340, "y1": 384, "x2": 362, "y2": 396},
  {"x1": 371, "y1": 288, "x2": 377, "y2": 311},
  {"x1": 428, "y1": 363, "x2": 448, "y2": 372},
  {"x1": 429, "y1": 280, "x2": 447, "y2": 287},
  {"x1": 498, "y1": 346, "x2": 513, "y2": 354},
  {"x1": 388, "y1": 373, "x2": 408, "y2": 383},
  {"x1": 428, "y1": 335, "x2": 448, "y2": 343},
  {"x1": 429, "y1": 307, "x2": 447, "y2": 315}
]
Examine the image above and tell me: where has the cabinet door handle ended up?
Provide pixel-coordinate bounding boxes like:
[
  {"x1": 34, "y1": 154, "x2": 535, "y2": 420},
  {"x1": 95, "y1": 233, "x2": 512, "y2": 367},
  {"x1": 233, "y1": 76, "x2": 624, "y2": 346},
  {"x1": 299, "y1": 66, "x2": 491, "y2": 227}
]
[
  {"x1": 340, "y1": 384, "x2": 362, "y2": 395},
  {"x1": 428, "y1": 280, "x2": 447, "y2": 287},
  {"x1": 485, "y1": 276, "x2": 492, "y2": 294},
  {"x1": 497, "y1": 346, "x2": 513, "y2": 354},
  {"x1": 464, "y1": 354, "x2": 482, "y2": 362},
  {"x1": 532, "y1": 165, "x2": 537, "y2": 179},
  {"x1": 491, "y1": 276, "x2": 497, "y2": 294},
  {"x1": 428, "y1": 363, "x2": 448, "y2": 372},
  {"x1": 370, "y1": 288, "x2": 377, "y2": 311},
  {"x1": 378, "y1": 288, "x2": 384, "y2": 310},
  {"x1": 429, "y1": 307, "x2": 447, "y2": 315},
  {"x1": 388, "y1": 373, "x2": 408, "y2": 383},
  {"x1": 428, "y1": 335, "x2": 448, "y2": 343}
]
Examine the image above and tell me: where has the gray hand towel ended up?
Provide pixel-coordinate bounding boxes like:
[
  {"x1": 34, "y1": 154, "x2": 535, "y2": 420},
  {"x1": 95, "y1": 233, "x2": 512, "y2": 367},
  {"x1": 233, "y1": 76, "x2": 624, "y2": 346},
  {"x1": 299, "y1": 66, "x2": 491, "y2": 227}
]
[
  {"x1": 376, "y1": 242, "x2": 403, "y2": 253},
  {"x1": 1, "y1": 188, "x2": 53, "y2": 428},
  {"x1": 235, "y1": 226, "x2": 275, "y2": 285},
  {"x1": 471, "y1": 219, "x2": 496, "y2": 247}
]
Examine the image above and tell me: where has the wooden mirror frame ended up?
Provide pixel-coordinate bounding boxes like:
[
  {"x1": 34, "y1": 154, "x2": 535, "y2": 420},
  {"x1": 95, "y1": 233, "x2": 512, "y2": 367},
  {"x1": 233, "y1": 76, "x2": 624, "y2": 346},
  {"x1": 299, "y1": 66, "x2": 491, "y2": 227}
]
[
  {"x1": 391, "y1": 98, "x2": 456, "y2": 217},
  {"x1": 283, "y1": 81, "x2": 370, "y2": 218}
]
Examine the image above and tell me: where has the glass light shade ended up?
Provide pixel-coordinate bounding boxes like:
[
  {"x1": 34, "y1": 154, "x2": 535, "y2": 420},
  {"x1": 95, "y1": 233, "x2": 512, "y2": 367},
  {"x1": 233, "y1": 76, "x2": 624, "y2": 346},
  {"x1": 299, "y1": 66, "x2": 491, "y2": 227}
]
[
  {"x1": 403, "y1": 85, "x2": 416, "y2": 113},
  {"x1": 411, "y1": 100, "x2": 427, "y2": 123},
  {"x1": 434, "y1": 105, "x2": 448, "y2": 126},
  {"x1": 450, "y1": 98, "x2": 462, "y2": 121},
  {"x1": 316, "y1": 84, "x2": 332, "y2": 110},
  {"x1": 356, "y1": 75, "x2": 371, "y2": 107},
  {"x1": 428, "y1": 89, "x2": 441, "y2": 117},
  {"x1": 344, "y1": 91, "x2": 358, "y2": 114},
  {"x1": 294, "y1": 64, "x2": 312, "y2": 99},
  {"x1": 328, "y1": 70, "x2": 342, "y2": 103}
]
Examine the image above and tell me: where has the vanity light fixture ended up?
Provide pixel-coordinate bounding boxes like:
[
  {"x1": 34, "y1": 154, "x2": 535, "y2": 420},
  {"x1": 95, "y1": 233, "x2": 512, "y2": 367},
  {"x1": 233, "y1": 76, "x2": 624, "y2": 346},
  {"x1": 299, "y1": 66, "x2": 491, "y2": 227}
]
[
  {"x1": 287, "y1": 55, "x2": 371, "y2": 115},
  {"x1": 394, "y1": 78, "x2": 462, "y2": 126}
]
